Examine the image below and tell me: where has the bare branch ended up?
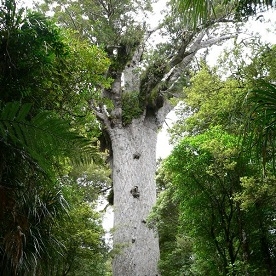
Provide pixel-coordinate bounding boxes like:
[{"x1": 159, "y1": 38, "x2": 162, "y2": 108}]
[
  {"x1": 88, "y1": 100, "x2": 112, "y2": 130},
  {"x1": 161, "y1": 28, "x2": 237, "y2": 97},
  {"x1": 200, "y1": 33, "x2": 237, "y2": 48},
  {"x1": 161, "y1": 31, "x2": 205, "y2": 86}
]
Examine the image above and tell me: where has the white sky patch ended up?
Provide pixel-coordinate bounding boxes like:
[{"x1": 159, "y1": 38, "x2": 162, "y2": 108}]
[
  {"x1": 156, "y1": 109, "x2": 176, "y2": 159},
  {"x1": 207, "y1": 9, "x2": 276, "y2": 67},
  {"x1": 149, "y1": 0, "x2": 168, "y2": 28},
  {"x1": 96, "y1": 199, "x2": 114, "y2": 247}
]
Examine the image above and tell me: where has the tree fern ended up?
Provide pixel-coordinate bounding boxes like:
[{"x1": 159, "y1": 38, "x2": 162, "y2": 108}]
[{"x1": 0, "y1": 101, "x2": 102, "y2": 274}]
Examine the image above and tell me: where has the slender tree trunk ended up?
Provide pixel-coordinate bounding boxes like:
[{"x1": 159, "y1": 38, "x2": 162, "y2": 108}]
[{"x1": 110, "y1": 116, "x2": 160, "y2": 276}]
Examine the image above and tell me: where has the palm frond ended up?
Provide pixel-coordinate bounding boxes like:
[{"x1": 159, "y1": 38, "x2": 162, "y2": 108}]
[
  {"x1": 172, "y1": 0, "x2": 214, "y2": 27},
  {"x1": 248, "y1": 80, "x2": 276, "y2": 129},
  {"x1": 244, "y1": 80, "x2": 276, "y2": 173},
  {"x1": 172, "y1": 0, "x2": 275, "y2": 28}
]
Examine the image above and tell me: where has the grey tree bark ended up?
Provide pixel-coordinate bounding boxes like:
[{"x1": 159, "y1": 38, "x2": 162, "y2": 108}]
[{"x1": 111, "y1": 118, "x2": 160, "y2": 276}]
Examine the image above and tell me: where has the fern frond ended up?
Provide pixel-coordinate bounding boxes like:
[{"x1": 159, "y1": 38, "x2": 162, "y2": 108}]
[
  {"x1": 245, "y1": 80, "x2": 276, "y2": 173},
  {"x1": 0, "y1": 102, "x2": 98, "y2": 173}
]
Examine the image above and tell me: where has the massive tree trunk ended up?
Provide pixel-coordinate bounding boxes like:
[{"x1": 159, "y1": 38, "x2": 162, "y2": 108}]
[{"x1": 111, "y1": 116, "x2": 160, "y2": 275}]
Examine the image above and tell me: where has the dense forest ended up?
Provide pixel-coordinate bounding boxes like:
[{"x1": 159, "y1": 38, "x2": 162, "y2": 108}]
[{"x1": 1, "y1": 0, "x2": 276, "y2": 275}]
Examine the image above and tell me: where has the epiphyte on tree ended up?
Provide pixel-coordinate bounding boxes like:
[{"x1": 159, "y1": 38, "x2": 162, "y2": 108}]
[{"x1": 130, "y1": 186, "x2": 140, "y2": 198}]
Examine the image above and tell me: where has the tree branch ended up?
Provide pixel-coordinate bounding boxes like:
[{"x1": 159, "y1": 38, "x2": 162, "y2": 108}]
[
  {"x1": 200, "y1": 33, "x2": 237, "y2": 49},
  {"x1": 123, "y1": 26, "x2": 160, "y2": 92},
  {"x1": 162, "y1": 29, "x2": 237, "y2": 95},
  {"x1": 156, "y1": 99, "x2": 173, "y2": 127},
  {"x1": 170, "y1": 30, "x2": 204, "y2": 68},
  {"x1": 88, "y1": 100, "x2": 112, "y2": 131}
]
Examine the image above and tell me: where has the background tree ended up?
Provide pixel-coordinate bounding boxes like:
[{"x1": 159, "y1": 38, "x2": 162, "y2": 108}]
[
  {"x1": 151, "y1": 35, "x2": 276, "y2": 274},
  {"x1": 161, "y1": 127, "x2": 276, "y2": 275},
  {"x1": 148, "y1": 164, "x2": 193, "y2": 276},
  {"x1": 0, "y1": 0, "x2": 111, "y2": 274},
  {"x1": 154, "y1": 127, "x2": 276, "y2": 274},
  {"x1": 169, "y1": 64, "x2": 247, "y2": 141},
  {"x1": 39, "y1": 178, "x2": 111, "y2": 276}
]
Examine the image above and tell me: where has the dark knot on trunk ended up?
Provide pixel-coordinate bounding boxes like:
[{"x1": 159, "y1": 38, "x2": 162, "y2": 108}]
[
  {"x1": 133, "y1": 152, "x2": 141, "y2": 159},
  {"x1": 130, "y1": 186, "x2": 140, "y2": 198}
]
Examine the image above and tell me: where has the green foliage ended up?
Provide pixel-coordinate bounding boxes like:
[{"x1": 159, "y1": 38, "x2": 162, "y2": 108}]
[
  {"x1": 154, "y1": 39, "x2": 276, "y2": 275},
  {"x1": 0, "y1": 2, "x2": 111, "y2": 130},
  {"x1": 70, "y1": 162, "x2": 112, "y2": 196},
  {"x1": 0, "y1": 1, "x2": 111, "y2": 275},
  {"x1": 244, "y1": 80, "x2": 276, "y2": 172},
  {"x1": 235, "y1": 175, "x2": 276, "y2": 210},
  {"x1": 171, "y1": 0, "x2": 274, "y2": 28},
  {"x1": 0, "y1": 8, "x2": 67, "y2": 102},
  {"x1": 38, "y1": 0, "x2": 148, "y2": 78},
  {"x1": 240, "y1": 45, "x2": 276, "y2": 83},
  {"x1": 38, "y1": 0, "x2": 152, "y2": 45},
  {"x1": 0, "y1": 139, "x2": 69, "y2": 274},
  {"x1": 106, "y1": 26, "x2": 145, "y2": 74},
  {"x1": 137, "y1": 58, "x2": 168, "y2": 115},
  {"x1": 226, "y1": 44, "x2": 276, "y2": 174},
  {"x1": 140, "y1": 59, "x2": 168, "y2": 96},
  {"x1": 122, "y1": 91, "x2": 143, "y2": 125},
  {"x1": 170, "y1": 64, "x2": 246, "y2": 142},
  {"x1": 0, "y1": 102, "x2": 97, "y2": 171},
  {"x1": 41, "y1": 181, "x2": 110, "y2": 276},
  {"x1": 148, "y1": 176, "x2": 193, "y2": 276},
  {"x1": 156, "y1": 128, "x2": 243, "y2": 274},
  {"x1": 155, "y1": 127, "x2": 276, "y2": 274}
]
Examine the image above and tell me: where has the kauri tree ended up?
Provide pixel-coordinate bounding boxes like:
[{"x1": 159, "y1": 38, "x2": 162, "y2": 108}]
[{"x1": 36, "y1": 0, "x2": 245, "y2": 274}]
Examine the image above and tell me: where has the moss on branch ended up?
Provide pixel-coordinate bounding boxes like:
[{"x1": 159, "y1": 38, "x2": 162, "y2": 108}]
[
  {"x1": 139, "y1": 59, "x2": 168, "y2": 114},
  {"x1": 121, "y1": 91, "x2": 143, "y2": 125}
]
